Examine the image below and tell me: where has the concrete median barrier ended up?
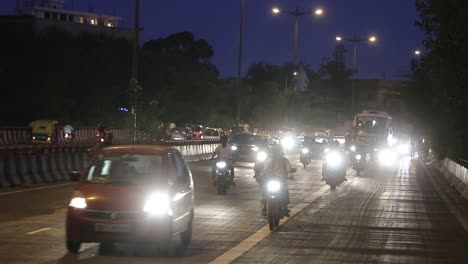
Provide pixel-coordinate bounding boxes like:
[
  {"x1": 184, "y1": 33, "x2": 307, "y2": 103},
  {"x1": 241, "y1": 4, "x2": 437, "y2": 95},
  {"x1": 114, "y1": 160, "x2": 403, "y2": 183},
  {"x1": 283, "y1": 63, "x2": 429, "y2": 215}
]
[
  {"x1": 0, "y1": 140, "x2": 219, "y2": 188},
  {"x1": 435, "y1": 158, "x2": 468, "y2": 199},
  {"x1": 0, "y1": 146, "x2": 88, "y2": 188}
]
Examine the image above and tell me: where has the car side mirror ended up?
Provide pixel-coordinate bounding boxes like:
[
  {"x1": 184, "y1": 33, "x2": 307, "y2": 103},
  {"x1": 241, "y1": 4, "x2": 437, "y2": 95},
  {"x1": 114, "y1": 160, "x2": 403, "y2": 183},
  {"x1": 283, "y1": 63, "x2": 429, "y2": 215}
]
[
  {"x1": 289, "y1": 168, "x2": 297, "y2": 173},
  {"x1": 69, "y1": 171, "x2": 81, "y2": 182}
]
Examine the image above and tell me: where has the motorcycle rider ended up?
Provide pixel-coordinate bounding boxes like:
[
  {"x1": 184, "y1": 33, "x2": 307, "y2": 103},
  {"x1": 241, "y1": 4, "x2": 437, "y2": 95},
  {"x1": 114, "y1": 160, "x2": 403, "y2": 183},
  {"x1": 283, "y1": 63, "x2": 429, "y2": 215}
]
[
  {"x1": 63, "y1": 124, "x2": 74, "y2": 139},
  {"x1": 323, "y1": 140, "x2": 347, "y2": 181},
  {"x1": 210, "y1": 135, "x2": 235, "y2": 186},
  {"x1": 259, "y1": 144, "x2": 293, "y2": 217}
]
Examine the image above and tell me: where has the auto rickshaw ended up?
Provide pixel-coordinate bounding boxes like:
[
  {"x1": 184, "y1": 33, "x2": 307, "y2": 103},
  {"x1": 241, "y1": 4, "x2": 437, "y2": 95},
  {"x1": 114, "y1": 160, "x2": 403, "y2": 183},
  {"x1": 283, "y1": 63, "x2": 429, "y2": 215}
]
[{"x1": 30, "y1": 120, "x2": 59, "y2": 144}]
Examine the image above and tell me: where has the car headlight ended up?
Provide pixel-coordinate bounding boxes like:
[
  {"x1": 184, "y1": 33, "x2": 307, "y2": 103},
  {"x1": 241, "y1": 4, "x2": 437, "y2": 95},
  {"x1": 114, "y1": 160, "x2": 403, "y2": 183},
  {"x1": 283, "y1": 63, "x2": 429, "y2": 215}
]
[
  {"x1": 355, "y1": 154, "x2": 362, "y2": 160},
  {"x1": 301, "y1": 148, "x2": 309, "y2": 154},
  {"x1": 378, "y1": 149, "x2": 396, "y2": 166},
  {"x1": 266, "y1": 180, "x2": 281, "y2": 192},
  {"x1": 231, "y1": 145, "x2": 237, "y2": 151},
  {"x1": 69, "y1": 191, "x2": 87, "y2": 209},
  {"x1": 257, "y1": 151, "x2": 267, "y2": 162},
  {"x1": 350, "y1": 145, "x2": 356, "y2": 152},
  {"x1": 326, "y1": 152, "x2": 342, "y2": 167},
  {"x1": 143, "y1": 192, "x2": 171, "y2": 216},
  {"x1": 252, "y1": 146, "x2": 259, "y2": 152},
  {"x1": 397, "y1": 143, "x2": 410, "y2": 155},
  {"x1": 216, "y1": 161, "x2": 227, "y2": 169}
]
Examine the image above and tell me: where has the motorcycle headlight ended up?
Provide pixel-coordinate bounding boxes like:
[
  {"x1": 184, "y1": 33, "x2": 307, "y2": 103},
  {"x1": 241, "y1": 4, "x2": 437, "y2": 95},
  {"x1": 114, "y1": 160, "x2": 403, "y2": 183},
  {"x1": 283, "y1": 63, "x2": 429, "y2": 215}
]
[
  {"x1": 378, "y1": 149, "x2": 396, "y2": 166},
  {"x1": 397, "y1": 143, "x2": 410, "y2": 155},
  {"x1": 231, "y1": 145, "x2": 237, "y2": 151},
  {"x1": 350, "y1": 145, "x2": 356, "y2": 152},
  {"x1": 257, "y1": 151, "x2": 267, "y2": 162},
  {"x1": 252, "y1": 146, "x2": 259, "y2": 152},
  {"x1": 355, "y1": 154, "x2": 362, "y2": 160},
  {"x1": 326, "y1": 152, "x2": 342, "y2": 167},
  {"x1": 281, "y1": 137, "x2": 295, "y2": 149},
  {"x1": 216, "y1": 161, "x2": 227, "y2": 169},
  {"x1": 69, "y1": 191, "x2": 86, "y2": 209},
  {"x1": 301, "y1": 148, "x2": 309, "y2": 154},
  {"x1": 266, "y1": 180, "x2": 281, "y2": 192},
  {"x1": 143, "y1": 192, "x2": 172, "y2": 216}
]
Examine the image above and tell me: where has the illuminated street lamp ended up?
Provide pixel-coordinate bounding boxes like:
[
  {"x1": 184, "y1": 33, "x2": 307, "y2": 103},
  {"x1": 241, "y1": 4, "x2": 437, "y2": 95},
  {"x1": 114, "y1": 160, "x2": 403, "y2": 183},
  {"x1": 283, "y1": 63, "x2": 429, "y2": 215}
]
[
  {"x1": 335, "y1": 34, "x2": 378, "y2": 115},
  {"x1": 414, "y1": 49, "x2": 421, "y2": 56},
  {"x1": 272, "y1": 6, "x2": 324, "y2": 79}
]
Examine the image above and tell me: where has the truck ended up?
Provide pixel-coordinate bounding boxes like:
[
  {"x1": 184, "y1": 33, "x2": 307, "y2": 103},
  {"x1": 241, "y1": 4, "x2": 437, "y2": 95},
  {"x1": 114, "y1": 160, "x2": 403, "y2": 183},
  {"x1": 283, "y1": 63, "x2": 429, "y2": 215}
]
[{"x1": 350, "y1": 110, "x2": 393, "y2": 155}]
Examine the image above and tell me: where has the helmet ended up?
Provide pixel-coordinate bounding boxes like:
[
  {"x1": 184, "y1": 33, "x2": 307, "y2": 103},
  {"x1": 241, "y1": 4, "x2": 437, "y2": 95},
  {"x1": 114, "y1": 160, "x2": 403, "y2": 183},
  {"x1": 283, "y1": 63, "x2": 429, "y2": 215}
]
[{"x1": 271, "y1": 144, "x2": 284, "y2": 157}]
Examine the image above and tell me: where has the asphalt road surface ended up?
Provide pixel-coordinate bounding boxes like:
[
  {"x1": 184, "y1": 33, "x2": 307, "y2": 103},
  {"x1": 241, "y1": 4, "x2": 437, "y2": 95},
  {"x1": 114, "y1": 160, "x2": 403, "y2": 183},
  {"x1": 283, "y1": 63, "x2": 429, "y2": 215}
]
[{"x1": 1, "y1": 153, "x2": 467, "y2": 264}]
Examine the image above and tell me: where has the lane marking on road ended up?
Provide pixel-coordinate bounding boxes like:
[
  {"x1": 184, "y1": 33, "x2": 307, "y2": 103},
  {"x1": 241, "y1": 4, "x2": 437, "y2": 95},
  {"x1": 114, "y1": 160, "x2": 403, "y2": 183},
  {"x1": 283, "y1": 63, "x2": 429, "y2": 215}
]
[
  {"x1": 26, "y1": 227, "x2": 52, "y2": 235},
  {"x1": 209, "y1": 184, "x2": 330, "y2": 264},
  {"x1": 0, "y1": 182, "x2": 75, "y2": 196},
  {"x1": 422, "y1": 163, "x2": 468, "y2": 232}
]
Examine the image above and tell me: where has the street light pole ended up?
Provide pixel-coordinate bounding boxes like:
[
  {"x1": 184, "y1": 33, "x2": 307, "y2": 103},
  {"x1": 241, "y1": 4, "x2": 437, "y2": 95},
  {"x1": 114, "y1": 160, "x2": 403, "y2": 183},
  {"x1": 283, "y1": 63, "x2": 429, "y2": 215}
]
[
  {"x1": 129, "y1": 0, "x2": 141, "y2": 141},
  {"x1": 293, "y1": 14, "x2": 299, "y2": 75},
  {"x1": 236, "y1": 0, "x2": 245, "y2": 126},
  {"x1": 336, "y1": 34, "x2": 377, "y2": 116},
  {"x1": 352, "y1": 40, "x2": 357, "y2": 115},
  {"x1": 272, "y1": 6, "x2": 323, "y2": 80}
]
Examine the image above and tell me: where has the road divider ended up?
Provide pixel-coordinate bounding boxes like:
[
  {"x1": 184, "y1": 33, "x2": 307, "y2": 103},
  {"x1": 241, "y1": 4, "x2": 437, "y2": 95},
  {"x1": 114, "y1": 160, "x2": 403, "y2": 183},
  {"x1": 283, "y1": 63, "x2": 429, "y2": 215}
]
[{"x1": 0, "y1": 140, "x2": 219, "y2": 188}]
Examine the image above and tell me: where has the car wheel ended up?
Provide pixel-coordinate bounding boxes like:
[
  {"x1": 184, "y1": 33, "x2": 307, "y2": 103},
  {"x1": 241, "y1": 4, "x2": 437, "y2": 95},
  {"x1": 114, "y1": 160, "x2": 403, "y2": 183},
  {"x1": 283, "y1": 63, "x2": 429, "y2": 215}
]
[
  {"x1": 180, "y1": 211, "x2": 193, "y2": 247},
  {"x1": 66, "y1": 240, "x2": 81, "y2": 253}
]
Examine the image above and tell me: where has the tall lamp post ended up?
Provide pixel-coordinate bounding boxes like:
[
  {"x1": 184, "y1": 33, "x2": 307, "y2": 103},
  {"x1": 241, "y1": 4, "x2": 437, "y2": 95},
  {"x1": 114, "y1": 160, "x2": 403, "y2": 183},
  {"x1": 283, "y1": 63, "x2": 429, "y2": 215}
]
[
  {"x1": 236, "y1": 0, "x2": 245, "y2": 125},
  {"x1": 272, "y1": 6, "x2": 324, "y2": 80},
  {"x1": 336, "y1": 34, "x2": 377, "y2": 115},
  {"x1": 129, "y1": 0, "x2": 142, "y2": 141}
]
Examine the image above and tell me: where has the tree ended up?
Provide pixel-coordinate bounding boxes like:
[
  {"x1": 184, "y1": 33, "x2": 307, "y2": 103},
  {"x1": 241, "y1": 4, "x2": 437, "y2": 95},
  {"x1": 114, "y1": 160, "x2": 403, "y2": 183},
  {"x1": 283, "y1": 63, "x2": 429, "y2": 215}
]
[{"x1": 411, "y1": 0, "x2": 468, "y2": 159}]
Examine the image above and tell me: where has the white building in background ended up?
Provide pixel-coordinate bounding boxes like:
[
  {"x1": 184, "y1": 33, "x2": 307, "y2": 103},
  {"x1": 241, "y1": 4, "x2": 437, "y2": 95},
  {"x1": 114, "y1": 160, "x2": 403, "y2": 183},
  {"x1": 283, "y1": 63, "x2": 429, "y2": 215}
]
[{"x1": 1, "y1": 0, "x2": 131, "y2": 39}]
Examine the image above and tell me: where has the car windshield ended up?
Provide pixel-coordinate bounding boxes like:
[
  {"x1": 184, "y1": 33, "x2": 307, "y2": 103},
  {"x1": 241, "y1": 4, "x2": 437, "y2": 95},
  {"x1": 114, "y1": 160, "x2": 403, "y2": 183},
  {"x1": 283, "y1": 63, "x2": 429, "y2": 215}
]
[
  {"x1": 231, "y1": 134, "x2": 262, "y2": 145},
  {"x1": 85, "y1": 153, "x2": 164, "y2": 185}
]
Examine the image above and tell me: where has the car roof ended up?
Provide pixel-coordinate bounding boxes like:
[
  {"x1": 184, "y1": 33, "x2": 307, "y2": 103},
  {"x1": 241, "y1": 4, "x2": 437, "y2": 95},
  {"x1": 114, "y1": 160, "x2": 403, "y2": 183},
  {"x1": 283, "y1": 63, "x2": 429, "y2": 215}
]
[{"x1": 100, "y1": 145, "x2": 175, "y2": 155}]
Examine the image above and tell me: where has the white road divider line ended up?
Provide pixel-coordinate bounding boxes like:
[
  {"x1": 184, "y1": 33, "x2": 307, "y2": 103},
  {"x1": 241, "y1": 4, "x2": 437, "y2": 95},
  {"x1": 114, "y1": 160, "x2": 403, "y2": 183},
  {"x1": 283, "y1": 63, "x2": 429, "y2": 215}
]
[
  {"x1": 209, "y1": 184, "x2": 330, "y2": 264},
  {"x1": 26, "y1": 227, "x2": 51, "y2": 235},
  {"x1": 0, "y1": 182, "x2": 75, "y2": 196}
]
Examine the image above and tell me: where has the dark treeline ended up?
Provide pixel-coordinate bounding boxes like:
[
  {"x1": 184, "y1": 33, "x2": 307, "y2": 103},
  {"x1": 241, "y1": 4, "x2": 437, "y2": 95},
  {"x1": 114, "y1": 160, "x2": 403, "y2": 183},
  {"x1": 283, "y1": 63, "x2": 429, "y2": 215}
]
[
  {"x1": 409, "y1": 0, "x2": 468, "y2": 160},
  {"x1": 0, "y1": 27, "x2": 352, "y2": 133}
]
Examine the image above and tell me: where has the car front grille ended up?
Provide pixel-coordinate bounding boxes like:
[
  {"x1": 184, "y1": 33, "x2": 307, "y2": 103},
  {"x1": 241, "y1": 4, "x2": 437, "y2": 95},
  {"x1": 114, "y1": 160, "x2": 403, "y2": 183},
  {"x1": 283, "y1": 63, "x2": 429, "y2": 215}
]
[{"x1": 85, "y1": 210, "x2": 141, "y2": 220}]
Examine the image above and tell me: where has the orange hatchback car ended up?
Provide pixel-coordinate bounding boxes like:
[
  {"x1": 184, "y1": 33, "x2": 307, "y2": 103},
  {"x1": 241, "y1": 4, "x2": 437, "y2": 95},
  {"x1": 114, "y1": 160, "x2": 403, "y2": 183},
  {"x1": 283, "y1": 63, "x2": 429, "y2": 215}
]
[{"x1": 66, "y1": 145, "x2": 194, "y2": 253}]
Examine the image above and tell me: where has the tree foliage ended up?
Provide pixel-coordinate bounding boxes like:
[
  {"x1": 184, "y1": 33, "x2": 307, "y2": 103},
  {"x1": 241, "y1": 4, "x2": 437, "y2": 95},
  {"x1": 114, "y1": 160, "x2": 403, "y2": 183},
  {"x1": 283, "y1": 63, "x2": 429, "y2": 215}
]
[{"x1": 411, "y1": 0, "x2": 468, "y2": 159}]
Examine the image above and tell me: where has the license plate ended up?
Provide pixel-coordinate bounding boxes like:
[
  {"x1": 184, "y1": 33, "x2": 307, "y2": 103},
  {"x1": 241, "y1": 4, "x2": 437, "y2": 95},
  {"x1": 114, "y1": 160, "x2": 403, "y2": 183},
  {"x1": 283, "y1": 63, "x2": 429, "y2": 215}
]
[{"x1": 95, "y1": 223, "x2": 130, "y2": 233}]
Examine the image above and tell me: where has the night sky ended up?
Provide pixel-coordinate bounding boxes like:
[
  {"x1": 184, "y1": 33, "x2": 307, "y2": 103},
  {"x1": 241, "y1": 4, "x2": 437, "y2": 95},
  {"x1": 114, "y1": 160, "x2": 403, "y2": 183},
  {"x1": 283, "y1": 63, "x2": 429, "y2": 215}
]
[{"x1": 2, "y1": 0, "x2": 424, "y2": 79}]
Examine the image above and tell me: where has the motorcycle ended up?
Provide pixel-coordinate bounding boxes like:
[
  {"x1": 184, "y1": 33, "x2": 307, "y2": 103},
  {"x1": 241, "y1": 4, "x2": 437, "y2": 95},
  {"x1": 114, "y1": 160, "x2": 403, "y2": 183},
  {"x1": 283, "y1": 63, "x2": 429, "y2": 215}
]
[
  {"x1": 64, "y1": 132, "x2": 73, "y2": 141},
  {"x1": 299, "y1": 146, "x2": 310, "y2": 168},
  {"x1": 253, "y1": 151, "x2": 269, "y2": 179},
  {"x1": 96, "y1": 130, "x2": 113, "y2": 145},
  {"x1": 352, "y1": 152, "x2": 365, "y2": 175},
  {"x1": 322, "y1": 150, "x2": 346, "y2": 190},
  {"x1": 261, "y1": 168, "x2": 296, "y2": 231},
  {"x1": 214, "y1": 159, "x2": 232, "y2": 195},
  {"x1": 347, "y1": 145, "x2": 365, "y2": 176}
]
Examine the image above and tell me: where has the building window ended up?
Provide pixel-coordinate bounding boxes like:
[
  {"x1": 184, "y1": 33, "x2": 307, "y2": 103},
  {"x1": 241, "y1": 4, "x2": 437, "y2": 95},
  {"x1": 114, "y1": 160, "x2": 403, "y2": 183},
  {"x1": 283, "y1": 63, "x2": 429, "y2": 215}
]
[
  {"x1": 44, "y1": 12, "x2": 51, "y2": 19},
  {"x1": 79, "y1": 17, "x2": 84, "y2": 23},
  {"x1": 60, "y1": 14, "x2": 66, "y2": 21}
]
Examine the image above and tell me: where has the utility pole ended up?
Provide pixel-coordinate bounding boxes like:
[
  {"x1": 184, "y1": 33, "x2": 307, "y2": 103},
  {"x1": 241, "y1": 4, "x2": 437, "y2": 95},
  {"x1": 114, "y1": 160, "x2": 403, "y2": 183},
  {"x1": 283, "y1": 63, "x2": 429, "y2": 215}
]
[
  {"x1": 129, "y1": 0, "x2": 142, "y2": 141},
  {"x1": 236, "y1": 0, "x2": 245, "y2": 125}
]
